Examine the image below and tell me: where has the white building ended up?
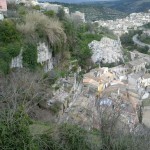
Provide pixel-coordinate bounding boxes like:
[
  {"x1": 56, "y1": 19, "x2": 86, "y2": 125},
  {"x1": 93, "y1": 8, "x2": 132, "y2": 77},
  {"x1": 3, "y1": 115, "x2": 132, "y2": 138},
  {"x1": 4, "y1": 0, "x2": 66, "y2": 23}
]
[{"x1": 96, "y1": 11, "x2": 150, "y2": 36}]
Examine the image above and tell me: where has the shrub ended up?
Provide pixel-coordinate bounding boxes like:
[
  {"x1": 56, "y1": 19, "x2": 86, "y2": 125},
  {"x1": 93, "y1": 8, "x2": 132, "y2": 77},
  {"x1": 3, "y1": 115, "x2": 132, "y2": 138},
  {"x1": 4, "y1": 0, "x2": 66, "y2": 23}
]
[
  {"x1": 0, "y1": 59, "x2": 10, "y2": 74},
  {"x1": 120, "y1": 30, "x2": 142, "y2": 50},
  {"x1": 50, "y1": 101, "x2": 62, "y2": 114},
  {"x1": 59, "y1": 123, "x2": 91, "y2": 150},
  {"x1": 32, "y1": 5, "x2": 40, "y2": 11},
  {"x1": 57, "y1": 8, "x2": 65, "y2": 21},
  {"x1": 36, "y1": 123, "x2": 91, "y2": 150},
  {"x1": 22, "y1": 43, "x2": 38, "y2": 69},
  {"x1": 0, "y1": 107, "x2": 36, "y2": 150},
  {"x1": 0, "y1": 20, "x2": 20, "y2": 43},
  {"x1": 0, "y1": 19, "x2": 22, "y2": 74},
  {"x1": 36, "y1": 134, "x2": 63, "y2": 150},
  {"x1": 6, "y1": 42, "x2": 22, "y2": 57},
  {"x1": 17, "y1": 11, "x2": 66, "y2": 48},
  {"x1": 44, "y1": 10, "x2": 56, "y2": 18},
  {"x1": 73, "y1": 33, "x2": 102, "y2": 68}
]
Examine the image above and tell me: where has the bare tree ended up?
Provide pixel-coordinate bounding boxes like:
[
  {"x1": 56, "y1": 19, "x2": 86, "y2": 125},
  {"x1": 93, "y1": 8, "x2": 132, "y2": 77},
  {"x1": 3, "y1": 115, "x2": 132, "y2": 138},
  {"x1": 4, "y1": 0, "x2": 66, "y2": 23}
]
[{"x1": 0, "y1": 69, "x2": 52, "y2": 113}]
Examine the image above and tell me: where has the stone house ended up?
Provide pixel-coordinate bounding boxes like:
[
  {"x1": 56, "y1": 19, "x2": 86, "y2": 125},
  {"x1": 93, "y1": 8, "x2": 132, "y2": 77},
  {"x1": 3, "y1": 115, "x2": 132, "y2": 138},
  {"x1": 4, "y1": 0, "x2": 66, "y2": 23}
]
[
  {"x1": 109, "y1": 65, "x2": 129, "y2": 76},
  {"x1": 139, "y1": 74, "x2": 150, "y2": 87},
  {"x1": 127, "y1": 58, "x2": 148, "y2": 73},
  {"x1": 83, "y1": 67, "x2": 117, "y2": 98}
]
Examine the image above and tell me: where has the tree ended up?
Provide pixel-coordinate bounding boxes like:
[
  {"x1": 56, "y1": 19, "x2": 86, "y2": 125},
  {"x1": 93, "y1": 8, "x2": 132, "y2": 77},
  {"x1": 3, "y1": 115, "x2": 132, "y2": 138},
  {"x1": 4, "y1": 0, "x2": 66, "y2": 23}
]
[
  {"x1": 44, "y1": 10, "x2": 55, "y2": 18},
  {"x1": 57, "y1": 8, "x2": 65, "y2": 21}
]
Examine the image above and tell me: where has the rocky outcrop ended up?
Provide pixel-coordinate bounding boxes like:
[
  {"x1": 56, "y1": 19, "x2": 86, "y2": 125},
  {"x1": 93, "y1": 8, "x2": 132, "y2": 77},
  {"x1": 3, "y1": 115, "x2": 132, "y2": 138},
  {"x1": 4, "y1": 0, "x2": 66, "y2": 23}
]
[
  {"x1": 11, "y1": 42, "x2": 53, "y2": 72},
  {"x1": 88, "y1": 37, "x2": 124, "y2": 64},
  {"x1": 37, "y1": 42, "x2": 53, "y2": 72},
  {"x1": 10, "y1": 49, "x2": 23, "y2": 68}
]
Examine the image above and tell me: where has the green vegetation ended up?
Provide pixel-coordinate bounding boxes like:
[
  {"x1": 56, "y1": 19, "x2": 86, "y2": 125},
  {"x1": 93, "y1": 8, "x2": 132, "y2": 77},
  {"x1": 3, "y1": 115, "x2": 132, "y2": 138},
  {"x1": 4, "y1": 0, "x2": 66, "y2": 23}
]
[
  {"x1": 32, "y1": 5, "x2": 41, "y2": 11},
  {"x1": 143, "y1": 23, "x2": 150, "y2": 29},
  {"x1": 63, "y1": 20, "x2": 114, "y2": 69},
  {"x1": 141, "y1": 37, "x2": 150, "y2": 45},
  {"x1": 1, "y1": 3, "x2": 150, "y2": 150},
  {"x1": 0, "y1": 69, "x2": 150, "y2": 150},
  {"x1": 0, "y1": 20, "x2": 22, "y2": 74},
  {"x1": 57, "y1": 8, "x2": 66, "y2": 21},
  {"x1": 0, "y1": 10, "x2": 66, "y2": 74},
  {"x1": 76, "y1": 33, "x2": 102, "y2": 68},
  {"x1": 139, "y1": 33, "x2": 150, "y2": 45},
  {"x1": 120, "y1": 29, "x2": 150, "y2": 55},
  {"x1": 0, "y1": 3, "x2": 117, "y2": 74},
  {"x1": 1, "y1": 106, "x2": 150, "y2": 150},
  {"x1": 49, "y1": 101, "x2": 62, "y2": 114},
  {"x1": 22, "y1": 43, "x2": 38, "y2": 70},
  {"x1": 0, "y1": 107, "x2": 35, "y2": 150},
  {"x1": 120, "y1": 30, "x2": 142, "y2": 50},
  {"x1": 44, "y1": 10, "x2": 56, "y2": 18},
  {"x1": 0, "y1": 20, "x2": 20, "y2": 43}
]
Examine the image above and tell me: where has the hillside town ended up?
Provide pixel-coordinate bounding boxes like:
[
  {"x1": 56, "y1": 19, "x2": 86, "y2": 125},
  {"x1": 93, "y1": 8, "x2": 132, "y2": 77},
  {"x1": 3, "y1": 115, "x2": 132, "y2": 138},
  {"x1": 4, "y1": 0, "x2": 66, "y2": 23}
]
[
  {"x1": 0, "y1": 0, "x2": 150, "y2": 148},
  {"x1": 56, "y1": 44, "x2": 150, "y2": 132},
  {"x1": 1, "y1": 0, "x2": 149, "y2": 131},
  {"x1": 95, "y1": 10, "x2": 150, "y2": 36}
]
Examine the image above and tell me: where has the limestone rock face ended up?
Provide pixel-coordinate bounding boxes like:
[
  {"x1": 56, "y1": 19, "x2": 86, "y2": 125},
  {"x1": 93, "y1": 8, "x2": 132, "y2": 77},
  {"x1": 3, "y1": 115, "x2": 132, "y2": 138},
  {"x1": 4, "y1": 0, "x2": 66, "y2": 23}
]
[
  {"x1": 37, "y1": 42, "x2": 53, "y2": 72},
  {"x1": 88, "y1": 37, "x2": 124, "y2": 64},
  {"x1": 11, "y1": 42, "x2": 53, "y2": 72},
  {"x1": 10, "y1": 49, "x2": 23, "y2": 68}
]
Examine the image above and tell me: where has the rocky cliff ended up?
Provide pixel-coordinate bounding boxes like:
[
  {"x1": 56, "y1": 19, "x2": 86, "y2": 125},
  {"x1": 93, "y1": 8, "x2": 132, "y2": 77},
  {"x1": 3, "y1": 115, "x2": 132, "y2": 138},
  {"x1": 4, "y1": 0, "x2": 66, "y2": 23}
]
[
  {"x1": 89, "y1": 37, "x2": 124, "y2": 64},
  {"x1": 11, "y1": 42, "x2": 53, "y2": 72},
  {"x1": 37, "y1": 42, "x2": 53, "y2": 72}
]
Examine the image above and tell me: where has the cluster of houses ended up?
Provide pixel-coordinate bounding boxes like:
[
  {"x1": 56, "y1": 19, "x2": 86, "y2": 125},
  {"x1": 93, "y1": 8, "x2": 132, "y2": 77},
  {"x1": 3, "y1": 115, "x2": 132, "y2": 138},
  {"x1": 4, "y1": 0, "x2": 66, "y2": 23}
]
[
  {"x1": 2, "y1": 0, "x2": 85, "y2": 23},
  {"x1": 1, "y1": 0, "x2": 150, "y2": 132},
  {"x1": 95, "y1": 11, "x2": 150, "y2": 36},
  {"x1": 81, "y1": 50, "x2": 150, "y2": 130},
  {"x1": 53, "y1": 49, "x2": 150, "y2": 131}
]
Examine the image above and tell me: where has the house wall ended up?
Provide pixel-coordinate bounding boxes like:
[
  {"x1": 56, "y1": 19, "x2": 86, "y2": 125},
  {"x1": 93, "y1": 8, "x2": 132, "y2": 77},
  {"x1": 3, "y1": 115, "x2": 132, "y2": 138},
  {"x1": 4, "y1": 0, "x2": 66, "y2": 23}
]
[{"x1": 0, "y1": 0, "x2": 7, "y2": 12}]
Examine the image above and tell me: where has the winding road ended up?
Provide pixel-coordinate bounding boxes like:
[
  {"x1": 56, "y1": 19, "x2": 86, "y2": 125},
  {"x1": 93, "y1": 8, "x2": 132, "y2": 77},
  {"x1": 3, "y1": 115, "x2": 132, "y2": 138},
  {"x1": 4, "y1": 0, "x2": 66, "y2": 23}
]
[{"x1": 132, "y1": 34, "x2": 150, "y2": 48}]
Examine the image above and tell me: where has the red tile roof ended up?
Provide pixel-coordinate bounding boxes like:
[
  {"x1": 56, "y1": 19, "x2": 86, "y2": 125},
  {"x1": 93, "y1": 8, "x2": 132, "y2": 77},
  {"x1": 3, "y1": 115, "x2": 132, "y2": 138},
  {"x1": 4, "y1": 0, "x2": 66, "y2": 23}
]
[{"x1": 0, "y1": 0, "x2": 7, "y2": 12}]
